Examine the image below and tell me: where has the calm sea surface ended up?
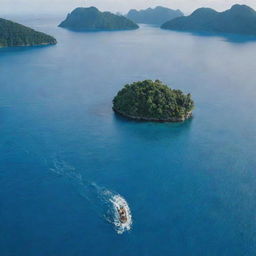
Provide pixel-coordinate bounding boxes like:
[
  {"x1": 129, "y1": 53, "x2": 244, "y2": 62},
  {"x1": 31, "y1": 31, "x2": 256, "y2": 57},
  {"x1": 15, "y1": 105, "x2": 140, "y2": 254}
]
[{"x1": 1, "y1": 16, "x2": 256, "y2": 256}]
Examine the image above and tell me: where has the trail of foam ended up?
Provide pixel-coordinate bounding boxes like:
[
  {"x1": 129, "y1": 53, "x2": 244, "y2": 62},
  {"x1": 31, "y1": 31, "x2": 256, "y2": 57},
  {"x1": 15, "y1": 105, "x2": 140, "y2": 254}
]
[{"x1": 49, "y1": 158, "x2": 132, "y2": 234}]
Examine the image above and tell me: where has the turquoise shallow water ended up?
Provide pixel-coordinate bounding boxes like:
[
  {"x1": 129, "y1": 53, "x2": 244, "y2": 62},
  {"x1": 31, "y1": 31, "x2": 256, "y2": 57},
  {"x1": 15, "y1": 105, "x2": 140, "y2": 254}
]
[{"x1": 1, "y1": 17, "x2": 256, "y2": 255}]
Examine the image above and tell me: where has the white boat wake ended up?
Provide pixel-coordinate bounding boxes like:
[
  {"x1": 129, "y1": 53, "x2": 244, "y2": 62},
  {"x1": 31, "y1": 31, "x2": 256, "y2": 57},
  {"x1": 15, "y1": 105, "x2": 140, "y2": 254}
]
[
  {"x1": 110, "y1": 195, "x2": 132, "y2": 234},
  {"x1": 49, "y1": 158, "x2": 132, "y2": 234}
]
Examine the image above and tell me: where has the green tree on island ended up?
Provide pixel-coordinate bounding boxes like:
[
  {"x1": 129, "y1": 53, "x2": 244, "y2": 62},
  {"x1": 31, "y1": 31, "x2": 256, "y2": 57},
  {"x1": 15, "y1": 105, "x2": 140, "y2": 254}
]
[{"x1": 113, "y1": 80, "x2": 194, "y2": 122}]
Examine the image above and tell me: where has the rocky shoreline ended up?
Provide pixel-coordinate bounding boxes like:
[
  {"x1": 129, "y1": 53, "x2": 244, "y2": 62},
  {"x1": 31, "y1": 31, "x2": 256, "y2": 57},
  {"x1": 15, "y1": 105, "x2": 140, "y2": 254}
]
[
  {"x1": 0, "y1": 41, "x2": 57, "y2": 48},
  {"x1": 113, "y1": 108, "x2": 192, "y2": 122}
]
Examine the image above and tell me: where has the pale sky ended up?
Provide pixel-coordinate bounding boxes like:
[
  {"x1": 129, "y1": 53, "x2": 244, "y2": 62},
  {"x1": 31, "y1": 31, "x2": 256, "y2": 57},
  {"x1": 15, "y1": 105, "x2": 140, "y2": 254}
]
[{"x1": 1, "y1": 0, "x2": 256, "y2": 16}]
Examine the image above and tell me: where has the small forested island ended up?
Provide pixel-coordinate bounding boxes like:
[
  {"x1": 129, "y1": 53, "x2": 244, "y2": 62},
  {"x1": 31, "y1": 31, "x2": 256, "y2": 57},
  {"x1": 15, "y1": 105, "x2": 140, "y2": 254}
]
[
  {"x1": 113, "y1": 80, "x2": 194, "y2": 122},
  {"x1": 126, "y1": 6, "x2": 183, "y2": 25},
  {"x1": 0, "y1": 18, "x2": 57, "y2": 48},
  {"x1": 59, "y1": 7, "x2": 139, "y2": 31},
  {"x1": 161, "y1": 4, "x2": 256, "y2": 36}
]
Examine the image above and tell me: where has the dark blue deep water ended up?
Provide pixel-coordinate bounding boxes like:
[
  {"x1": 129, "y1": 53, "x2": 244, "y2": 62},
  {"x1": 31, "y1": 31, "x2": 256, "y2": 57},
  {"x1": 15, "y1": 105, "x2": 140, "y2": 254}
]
[{"x1": 1, "y1": 17, "x2": 256, "y2": 256}]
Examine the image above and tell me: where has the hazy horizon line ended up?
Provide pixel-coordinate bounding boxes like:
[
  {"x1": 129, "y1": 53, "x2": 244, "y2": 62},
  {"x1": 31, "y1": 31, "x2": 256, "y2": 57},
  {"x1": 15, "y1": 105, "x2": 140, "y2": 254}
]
[{"x1": 1, "y1": 1, "x2": 256, "y2": 18}]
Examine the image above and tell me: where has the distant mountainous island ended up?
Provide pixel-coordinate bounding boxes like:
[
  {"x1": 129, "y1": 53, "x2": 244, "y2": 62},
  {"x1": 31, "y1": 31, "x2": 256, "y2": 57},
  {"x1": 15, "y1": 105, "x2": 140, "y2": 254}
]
[
  {"x1": 126, "y1": 6, "x2": 183, "y2": 25},
  {"x1": 113, "y1": 80, "x2": 194, "y2": 122},
  {"x1": 59, "y1": 7, "x2": 139, "y2": 31},
  {"x1": 0, "y1": 18, "x2": 57, "y2": 48},
  {"x1": 161, "y1": 4, "x2": 256, "y2": 36}
]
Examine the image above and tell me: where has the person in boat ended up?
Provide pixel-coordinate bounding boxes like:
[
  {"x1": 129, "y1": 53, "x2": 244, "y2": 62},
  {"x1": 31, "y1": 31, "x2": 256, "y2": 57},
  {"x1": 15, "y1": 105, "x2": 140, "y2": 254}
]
[{"x1": 118, "y1": 206, "x2": 127, "y2": 223}]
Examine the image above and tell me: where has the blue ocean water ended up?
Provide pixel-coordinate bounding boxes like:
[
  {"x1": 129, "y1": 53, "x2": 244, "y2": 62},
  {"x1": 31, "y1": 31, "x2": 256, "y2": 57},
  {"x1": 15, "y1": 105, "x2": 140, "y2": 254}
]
[{"x1": 0, "y1": 17, "x2": 256, "y2": 255}]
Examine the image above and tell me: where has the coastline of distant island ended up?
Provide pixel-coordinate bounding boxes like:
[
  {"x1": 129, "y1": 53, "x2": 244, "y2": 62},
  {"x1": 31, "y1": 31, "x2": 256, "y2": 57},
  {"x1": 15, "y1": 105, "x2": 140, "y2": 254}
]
[
  {"x1": 2, "y1": 4, "x2": 256, "y2": 49},
  {"x1": 59, "y1": 7, "x2": 139, "y2": 31},
  {"x1": 161, "y1": 4, "x2": 256, "y2": 36},
  {"x1": 0, "y1": 18, "x2": 57, "y2": 48}
]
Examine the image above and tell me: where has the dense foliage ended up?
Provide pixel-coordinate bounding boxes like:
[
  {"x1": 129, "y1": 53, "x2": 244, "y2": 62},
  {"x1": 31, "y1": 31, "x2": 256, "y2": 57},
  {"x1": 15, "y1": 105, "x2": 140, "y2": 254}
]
[
  {"x1": 127, "y1": 6, "x2": 183, "y2": 25},
  {"x1": 161, "y1": 4, "x2": 256, "y2": 35},
  {"x1": 0, "y1": 18, "x2": 57, "y2": 47},
  {"x1": 113, "y1": 80, "x2": 194, "y2": 121},
  {"x1": 59, "y1": 7, "x2": 139, "y2": 31}
]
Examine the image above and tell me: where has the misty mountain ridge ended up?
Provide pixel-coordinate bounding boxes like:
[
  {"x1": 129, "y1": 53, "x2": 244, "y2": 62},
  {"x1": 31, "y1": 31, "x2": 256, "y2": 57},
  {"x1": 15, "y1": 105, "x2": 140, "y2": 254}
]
[{"x1": 127, "y1": 6, "x2": 183, "y2": 25}]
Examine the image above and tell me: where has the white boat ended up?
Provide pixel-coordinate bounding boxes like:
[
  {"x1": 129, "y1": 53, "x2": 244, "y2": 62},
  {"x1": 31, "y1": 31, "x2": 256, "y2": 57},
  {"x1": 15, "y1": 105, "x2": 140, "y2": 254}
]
[
  {"x1": 117, "y1": 205, "x2": 128, "y2": 224},
  {"x1": 110, "y1": 195, "x2": 132, "y2": 234}
]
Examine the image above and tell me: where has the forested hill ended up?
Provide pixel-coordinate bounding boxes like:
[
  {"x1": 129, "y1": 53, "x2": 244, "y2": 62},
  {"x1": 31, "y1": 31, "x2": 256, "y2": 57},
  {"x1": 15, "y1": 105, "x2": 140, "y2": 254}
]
[
  {"x1": 161, "y1": 4, "x2": 256, "y2": 36},
  {"x1": 59, "y1": 7, "x2": 139, "y2": 31},
  {"x1": 0, "y1": 18, "x2": 57, "y2": 47}
]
